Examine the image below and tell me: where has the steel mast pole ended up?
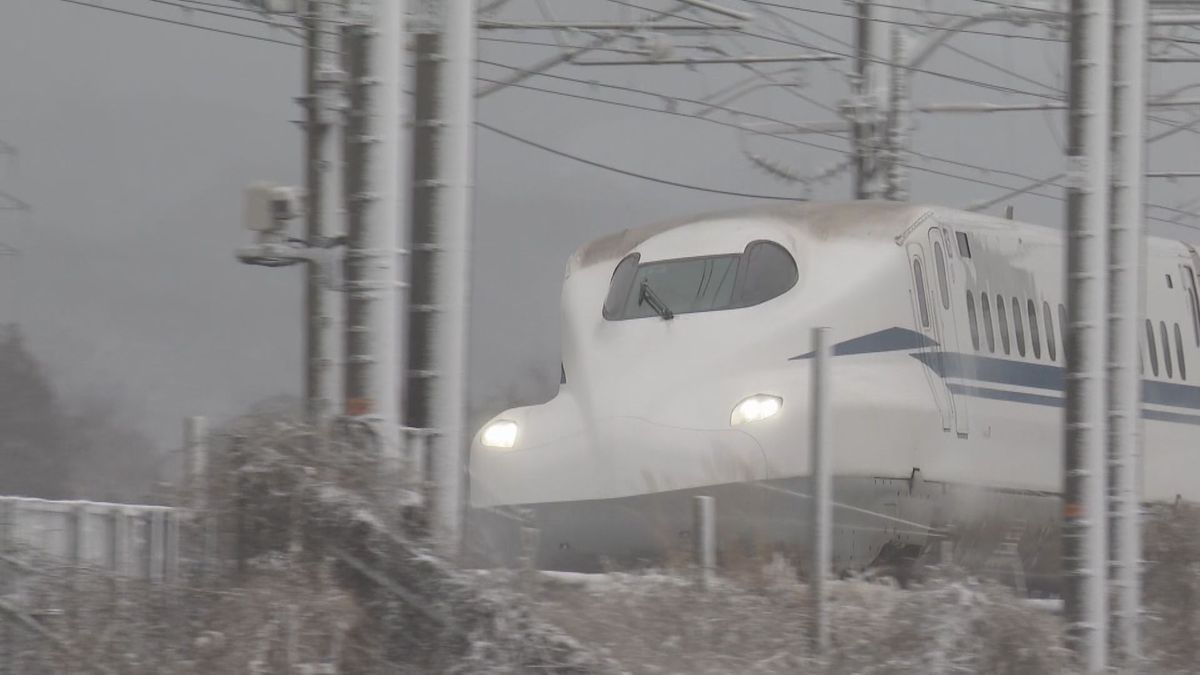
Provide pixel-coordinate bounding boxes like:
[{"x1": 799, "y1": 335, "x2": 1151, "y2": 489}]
[
  {"x1": 405, "y1": 16, "x2": 442, "y2": 528},
  {"x1": 1109, "y1": 0, "x2": 1147, "y2": 666},
  {"x1": 343, "y1": 0, "x2": 404, "y2": 471},
  {"x1": 883, "y1": 27, "x2": 909, "y2": 201},
  {"x1": 851, "y1": 0, "x2": 873, "y2": 200},
  {"x1": 302, "y1": 0, "x2": 342, "y2": 428},
  {"x1": 1063, "y1": 0, "x2": 1111, "y2": 671},
  {"x1": 429, "y1": 0, "x2": 476, "y2": 557},
  {"x1": 808, "y1": 327, "x2": 833, "y2": 657}
]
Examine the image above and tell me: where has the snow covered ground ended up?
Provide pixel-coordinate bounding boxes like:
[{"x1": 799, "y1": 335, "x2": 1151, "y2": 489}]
[{"x1": 472, "y1": 563, "x2": 1075, "y2": 674}]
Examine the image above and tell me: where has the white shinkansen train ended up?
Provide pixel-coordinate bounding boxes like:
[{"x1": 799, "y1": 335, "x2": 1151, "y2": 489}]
[{"x1": 466, "y1": 202, "x2": 1200, "y2": 586}]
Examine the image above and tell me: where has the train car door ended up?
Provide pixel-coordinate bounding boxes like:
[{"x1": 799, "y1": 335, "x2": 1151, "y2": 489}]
[
  {"x1": 907, "y1": 241, "x2": 954, "y2": 432},
  {"x1": 926, "y1": 226, "x2": 970, "y2": 437}
]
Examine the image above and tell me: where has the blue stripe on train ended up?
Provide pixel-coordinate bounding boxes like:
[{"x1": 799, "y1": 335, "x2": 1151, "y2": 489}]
[{"x1": 789, "y1": 326, "x2": 1200, "y2": 424}]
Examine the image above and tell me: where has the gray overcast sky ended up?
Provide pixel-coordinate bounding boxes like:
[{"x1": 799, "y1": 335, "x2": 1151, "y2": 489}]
[{"x1": 1, "y1": 0, "x2": 1198, "y2": 462}]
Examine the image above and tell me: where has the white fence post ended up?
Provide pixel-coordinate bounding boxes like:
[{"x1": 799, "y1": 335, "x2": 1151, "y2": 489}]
[{"x1": 693, "y1": 495, "x2": 716, "y2": 589}]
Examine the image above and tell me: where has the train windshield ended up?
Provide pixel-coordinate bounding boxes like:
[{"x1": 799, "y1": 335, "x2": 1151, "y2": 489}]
[{"x1": 603, "y1": 241, "x2": 797, "y2": 320}]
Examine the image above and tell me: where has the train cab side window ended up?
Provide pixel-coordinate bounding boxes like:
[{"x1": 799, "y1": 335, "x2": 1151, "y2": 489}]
[
  {"x1": 1146, "y1": 319, "x2": 1160, "y2": 377},
  {"x1": 602, "y1": 253, "x2": 641, "y2": 319},
  {"x1": 735, "y1": 240, "x2": 799, "y2": 307},
  {"x1": 1043, "y1": 301, "x2": 1057, "y2": 361},
  {"x1": 1176, "y1": 323, "x2": 1187, "y2": 380},
  {"x1": 956, "y1": 231, "x2": 972, "y2": 258},
  {"x1": 966, "y1": 291, "x2": 980, "y2": 351},
  {"x1": 981, "y1": 293, "x2": 996, "y2": 352},
  {"x1": 1161, "y1": 321, "x2": 1174, "y2": 379},
  {"x1": 996, "y1": 294, "x2": 1011, "y2": 355},
  {"x1": 934, "y1": 241, "x2": 950, "y2": 310},
  {"x1": 1012, "y1": 297, "x2": 1026, "y2": 356},
  {"x1": 913, "y1": 259, "x2": 930, "y2": 328},
  {"x1": 1027, "y1": 299, "x2": 1042, "y2": 359}
]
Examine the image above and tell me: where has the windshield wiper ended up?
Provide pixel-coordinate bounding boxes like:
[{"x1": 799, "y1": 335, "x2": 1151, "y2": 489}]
[{"x1": 638, "y1": 280, "x2": 675, "y2": 320}]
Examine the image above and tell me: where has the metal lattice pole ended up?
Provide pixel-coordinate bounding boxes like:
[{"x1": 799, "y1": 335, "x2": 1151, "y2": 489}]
[
  {"x1": 1063, "y1": 0, "x2": 1111, "y2": 670},
  {"x1": 1109, "y1": 0, "x2": 1147, "y2": 666}
]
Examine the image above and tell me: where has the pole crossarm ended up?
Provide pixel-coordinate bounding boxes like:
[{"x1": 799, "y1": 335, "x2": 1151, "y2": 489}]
[
  {"x1": 1147, "y1": 170, "x2": 1200, "y2": 177},
  {"x1": 477, "y1": 20, "x2": 745, "y2": 31},
  {"x1": 571, "y1": 53, "x2": 840, "y2": 66},
  {"x1": 922, "y1": 98, "x2": 1200, "y2": 112}
]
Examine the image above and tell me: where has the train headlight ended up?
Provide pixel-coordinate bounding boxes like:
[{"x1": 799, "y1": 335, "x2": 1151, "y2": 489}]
[
  {"x1": 730, "y1": 395, "x2": 782, "y2": 426},
  {"x1": 481, "y1": 420, "x2": 519, "y2": 449}
]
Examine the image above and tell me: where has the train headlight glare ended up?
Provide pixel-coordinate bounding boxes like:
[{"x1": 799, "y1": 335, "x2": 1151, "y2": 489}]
[
  {"x1": 730, "y1": 395, "x2": 782, "y2": 426},
  {"x1": 481, "y1": 420, "x2": 518, "y2": 448}
]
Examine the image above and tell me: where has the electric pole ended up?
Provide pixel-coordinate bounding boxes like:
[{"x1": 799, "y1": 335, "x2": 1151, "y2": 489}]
[
  {"x1": 850, "y1": 0, "x2": 890, "y2": 200},
  {"x1": 883, "y1": 27, "x2": 909, "y2": 201},
  {"x1": 342, "y1": 0, "x2": 405, "y2": 470},
  {"x1": 405, "y1": 12, "x2": 441, "y2": 528},
  {"x1": 1108, "y1": 0, "x2": 1147, "y2": 666},
  {"x1": 1063, "y1": 0, "x2": 1111, "y2": 671},
  {"x1": 429, "y1": 0, "x2": 476, "y2": 556},
  {"x1": 851, "y1": 0, "x2": 874, "y2": 200},
  {"x1": 302, "y1": 0, "x2": 341, "y2": 427},
  {"x1": 405, "y1": 0, "x2": 475, "y2": 556}
]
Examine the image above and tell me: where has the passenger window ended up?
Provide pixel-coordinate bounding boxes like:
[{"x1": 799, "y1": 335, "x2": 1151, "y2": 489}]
[
  {"x1": 1012, "y1": 297, "x2": 1026, "y2": 356},
  {"x1": 913, "y1": 259, "x2": 930, "y2": 328},
  {"x1": 1043, "y1": 301, "x2": 1057, "y2": 361},
  {"x1": 1147, "y1": 319, "x2": 1159, "y2": 377},
  {"x1": 1161, "y1": 321, "x2": 1174, "y2": 379},
  {"x1": 603, "y1": 253, "x2": 641, "y2": 319},
  {"x1": 1027, "y1": 299, "x2": 1042, "y2": 359},
  {"x1": 1176, "y1": 323, "x2": 1187, "y2": 380},
  {"x1": 934, "y1": 241, "x2": 950, "y2": 310},
  {"x1": 736, "y1": 240, "x2": 799, "y2": 307},
  {"x1": 981, "y1": 293, "x2": 996, "y2": 353},
  {"x1": 966, "y1": 291, "x2": 980, "y2": 351},
  {"x1": 996, "y1": 294, "x2": 1011, "y2": 355},
  {"x1": 956, "y1": 231, "x2": 972, "y2": 258},
  {"x1": 1059, "y1": 304, "x2": 1069, "y2": 361}
]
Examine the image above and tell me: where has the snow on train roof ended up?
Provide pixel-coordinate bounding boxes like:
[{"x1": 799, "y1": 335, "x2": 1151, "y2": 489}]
[{"x1": 575, "y1": 201, "x2": 943, "y2": 269}]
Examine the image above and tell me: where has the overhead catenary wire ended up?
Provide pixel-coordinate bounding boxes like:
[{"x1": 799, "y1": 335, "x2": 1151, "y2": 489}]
[
  {"x1": 56, "y1": 0, "x2": 1200, "y2": 228},
  {"x1": 50, "y1": 0, "x2": 1079, "y2": 206},
  {"x1": 477, "y1": 121, "x2": 808, "y2": 201},
  {"x1": 475, "y1": 62, "x2": 1200, "y2": 228},
  {"x1": 59, "y1": 0, "x2": 309, "y2": 48},
  {"x1": 138, "y1": 0, "x2": 307, "y2": 34},
  {"x1": 728, "y1": 1, "x2": 1067, "y2": 100},
  {"x1": 743, "y1": 0, "x2": 1066, "y2": 43}
]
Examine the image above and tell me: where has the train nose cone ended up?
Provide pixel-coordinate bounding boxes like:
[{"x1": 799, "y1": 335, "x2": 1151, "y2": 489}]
[{"x1": 466, "y1": 401, "x2": 775, "y2": 570}]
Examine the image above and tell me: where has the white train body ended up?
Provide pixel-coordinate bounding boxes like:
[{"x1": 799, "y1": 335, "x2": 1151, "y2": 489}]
[{"x1": 467, "y1": 202, "x2": 1200, "y2": 582}]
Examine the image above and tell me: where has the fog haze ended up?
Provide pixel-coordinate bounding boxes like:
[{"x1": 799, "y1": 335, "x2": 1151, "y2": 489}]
[{"x1": 2, "y1": 0, "x2": 1197, "y2": 471}]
